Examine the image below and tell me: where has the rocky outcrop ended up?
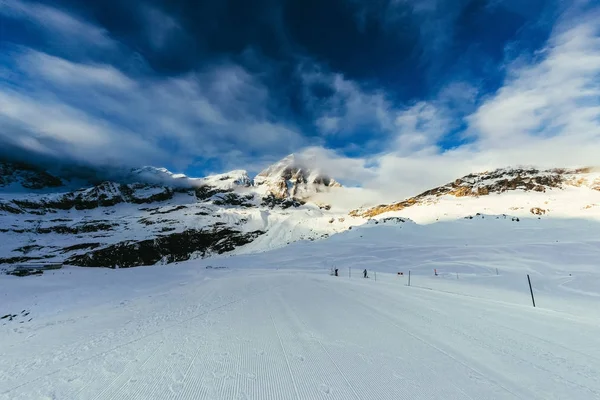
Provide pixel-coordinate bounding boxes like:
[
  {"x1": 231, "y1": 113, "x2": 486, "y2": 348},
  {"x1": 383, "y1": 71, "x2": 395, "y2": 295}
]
[
  {"x1": 67, "y1": 228, "x2": 265, "y2": 268},
  {"x1": 4, "y1": 182, "x2": 176, "y2": 214},
  {"x1": 213, "y1": 193, "x2": 255, "y2": 208},
  {"x1": 254, "y1": 154, "x2": 341, "y2": 200},
  {"x1": 0, "y1": 157, "x2": 350, "y2": 268},
  {"x1": 351, "y1": 167, "x2": 598, "y2": 218},
  {"x1": 261, "y1": 194, "x2": 305, "y2": 209},
  {"x1": 0, "y1": 161, "x2": 64, "y2": 190},
  {"x1": 530, "y1": 207, "x2": 547, "y2": 215}
]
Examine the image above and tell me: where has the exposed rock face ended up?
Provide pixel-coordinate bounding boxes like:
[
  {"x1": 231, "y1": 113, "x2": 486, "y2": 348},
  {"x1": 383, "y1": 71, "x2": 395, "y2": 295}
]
[
  {"x1": 4, "y1": 182, "x2": 175, "y2": 214},
  {"x1": 254, "y1": 154, "x2": 341, "y2": 200},
  {"x1": 351, "y1": 167, "x2": 598, "y2": 218},
  {"x1": 0, "y1": 162, "x2": 64, "y2": 190},
  {"x1": 530, "y1": 207, "x2": 547, "y2": 215},
  {"x1": 0, "y1": 157, "x2": 352, "y2": 268},
  {"x1": 260, "y1": 194, "x2": 305, "y2": 209},
  {"x1": 67, "y1": 228, "x2": 265, "y2": 268}
]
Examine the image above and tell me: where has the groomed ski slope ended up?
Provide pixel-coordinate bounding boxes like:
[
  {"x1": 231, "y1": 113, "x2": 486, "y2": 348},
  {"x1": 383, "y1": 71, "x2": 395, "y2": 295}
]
[{"x1": 2, "y1": 215, "x2": 600, "y2": 399}]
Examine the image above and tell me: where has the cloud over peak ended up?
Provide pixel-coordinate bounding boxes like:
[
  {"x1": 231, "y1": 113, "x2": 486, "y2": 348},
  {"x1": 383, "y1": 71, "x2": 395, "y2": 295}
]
[{"x1": 0, "y1": 0, "x2": 599, "y2": 204}]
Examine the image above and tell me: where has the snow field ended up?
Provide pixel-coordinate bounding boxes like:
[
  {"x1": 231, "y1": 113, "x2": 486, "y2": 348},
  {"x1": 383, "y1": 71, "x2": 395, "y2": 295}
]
[
  {"x1": 2, "y1": 265, "x2": 600, "y2": 399},
  {"x1": 3, "y1": 215, "x2": 600, "y2": 399}
]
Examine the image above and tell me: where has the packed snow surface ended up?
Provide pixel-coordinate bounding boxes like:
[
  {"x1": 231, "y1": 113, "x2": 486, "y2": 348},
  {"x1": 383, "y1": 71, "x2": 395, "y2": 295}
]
[{"x1": 2, "y1": 215, "x2": 600, "y2": 399}]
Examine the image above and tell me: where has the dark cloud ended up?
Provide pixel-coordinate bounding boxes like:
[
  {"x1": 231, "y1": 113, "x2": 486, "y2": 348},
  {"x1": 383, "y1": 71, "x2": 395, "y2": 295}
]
[
  {"x1": 26, "y1": 0, "x2": 548, "y2": 96},
  {"x1": 0, "y1": 0, "x2": 572, "y2": 179}
]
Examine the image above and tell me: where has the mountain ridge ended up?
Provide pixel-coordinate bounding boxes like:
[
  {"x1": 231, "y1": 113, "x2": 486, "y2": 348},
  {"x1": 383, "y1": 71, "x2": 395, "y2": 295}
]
[
  {"x1": 3, "y1": 158, "x2": 600, "y2": 269},
  {"x1": 352, "y1": 166, "x2": 600, "y2": 223},
  {"x1": 0, "y1": 155, "x2": 355, "y2": 268}
]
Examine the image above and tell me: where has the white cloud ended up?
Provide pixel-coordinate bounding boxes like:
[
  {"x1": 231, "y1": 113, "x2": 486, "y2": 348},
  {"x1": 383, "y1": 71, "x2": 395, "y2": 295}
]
[
  {"x1": 0, "y1": 0, "x2": 307, "y2": 170},
  {"x1": 303, "y1": 66, "x2": 458, "y2": 157},
  {"x1": 301, "y1": 69, "x2": 393, "y2": 136},
  {"x1": 469, "y1": 16, "x2": 600, "y2": 148},
  {"x1": 0, "y1": 0, "x2": 114, "y2": 48},
  {"x1": 298, "y1": 9, "x2": 600, "y2": 205},
  {"x1": 0, "y1": 48, "x2": 305, "y2": 169},
  {"x1": 0, "y1": 88, "x2": 165, "y2": 165},
  {"x1": 17, "y1": 51, "x2": 135, "y2": 90},
  {"x1": 297, "y1": 146, "x2": 377, "y2": 185},
  {"x1": 392, "y1": 102, "x2": 451, "y2": 155}
]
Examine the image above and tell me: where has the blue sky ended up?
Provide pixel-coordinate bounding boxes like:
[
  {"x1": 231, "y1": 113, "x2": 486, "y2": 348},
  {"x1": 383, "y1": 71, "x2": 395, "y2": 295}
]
[{"x1": 0, "y1": 0, "x2": 599, "y2": 199}]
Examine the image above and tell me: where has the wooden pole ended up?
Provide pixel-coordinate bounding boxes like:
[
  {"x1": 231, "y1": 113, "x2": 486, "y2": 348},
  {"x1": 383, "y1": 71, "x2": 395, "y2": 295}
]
[{"x1": 527, "y1": 274, "x2": 536, "y2": 307}]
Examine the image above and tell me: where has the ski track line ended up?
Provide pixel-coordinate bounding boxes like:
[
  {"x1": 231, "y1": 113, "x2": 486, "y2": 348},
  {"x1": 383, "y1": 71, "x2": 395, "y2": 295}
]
[
  {"x1": 88, "y1": 336, "x2": 167, "y2": 400},
  {"x1": 405, "y1": 282, "x2": 599, "y2": 327},
  {"x1": 385, "y1": 282, "x2": 600, "y2": 393},
  {"x1": 360, "y1": 279, "x2": 600, "y2": 398},
  {"x1": 269, "y1": 310, "x2": 301, "y2": 400},
  {"x1": 345, "y1": 284, "x2": 525, "y2": 399},
  {"x1": 400, "y1": 292, "x2": 600, "y2": 398},
  {"x1": 303, "y1": 314, "x2": 361, "y2": 400},
  {"x1": 1, "y1": 281, "x2": 290, "y2": 397},
  {"x1": 170, "y1": 285, "x2": 219, "y2": 400},
  {"x1": 270, "y1": 286, "x2": 359, "y2": 400},
  {"x1": 406, "y1": 287, "x2": 600, "y2": 364},
  {"x1": 133, "y1": 345, "x2": 182, "y2": 400},
  {"x1": 116, "y1": 338, "x2": 184, "y2": 400},
  {"x1": 380, "y1": 286, "x2": 594, "y2": 397},
  {"x1": 2, "y1": 280, "x2": 220, "y2": 384},
  {"x1": 119, "y1": 282, "x2": 264, "y2": 400},
  {"x1": 496, "y1": 322, "x2": 600, "y2": 364},
  {"x1": 312, "y1": 279, "x2": 477, "y2": 400},
  {"x1": 411, "y1": 287, "x2": 600, "y2": 363},
  {"x1": 334, "y1": 282, "x2": 525, "y2": 400},
  {"x1": 274, "y1": 286, "x2": 362, "y2": 400},
  {"x1": 387, "y1": 292, "x2": 540, "y2": 399},
  {"x1": 4, "y1": 274, "x2": 210, "y2": 350},
  {"x1": 171, "y1": 334, "x2": 210, "y2": 400}
]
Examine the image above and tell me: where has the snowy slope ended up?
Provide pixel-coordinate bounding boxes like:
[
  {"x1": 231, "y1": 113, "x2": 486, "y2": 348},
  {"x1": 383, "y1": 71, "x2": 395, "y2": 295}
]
[
  {"x1": 0, "y1": 158, "x2": 362, "y2": 267},
  {"x1": 5, "y1": 161, "x2": 600, "y2": 268},
  {"x1": 2, "y1": 215, "x2": 600, "y2": 399},
  {"x1": 353, "y1": 167, "x2": 600, "y2": 223}
]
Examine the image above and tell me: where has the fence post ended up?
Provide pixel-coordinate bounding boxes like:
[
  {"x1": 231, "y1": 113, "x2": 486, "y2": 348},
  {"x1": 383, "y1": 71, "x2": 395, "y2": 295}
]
[
  {"x1": 527, "y1": 274, "x2": 536, "y2": 307},
  {"x1": 408, "y1": 270, "x2": 411, "y2": 286}
]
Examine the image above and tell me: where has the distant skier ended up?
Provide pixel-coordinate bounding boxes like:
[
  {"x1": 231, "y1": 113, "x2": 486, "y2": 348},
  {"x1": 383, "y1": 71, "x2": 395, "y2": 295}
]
[
  {"x1": 363, "y1": 269, "x2": 368, "y2": 278},
  {"x1": 334, "y1": 268, "x2": 338, "y2": 277}
]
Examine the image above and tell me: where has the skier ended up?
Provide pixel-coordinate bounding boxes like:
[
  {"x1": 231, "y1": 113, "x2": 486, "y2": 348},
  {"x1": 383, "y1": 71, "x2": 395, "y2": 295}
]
[
  {"x1": 363, "y1": 269, "x2": 368, "y2": 278},
  {"x1": 334, "y1": 268, "x2": 338, "y2": 277}
]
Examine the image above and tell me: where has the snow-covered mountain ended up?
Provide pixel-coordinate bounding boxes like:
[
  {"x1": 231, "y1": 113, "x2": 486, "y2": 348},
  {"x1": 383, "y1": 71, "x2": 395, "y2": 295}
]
[
  {"x1": 0, "y1": 162, "x2": 65, "y2": 191},
  {"x1": 0, "y1": 156, "x2": 357, "y2": 268},
  {"x1": 4, "y1": 160, "x2": 600, "y2": 269},
  {"x1": 351, "y1": 167, "x2": 600, "y2": 223},
  {"x1": 254, "y1": 154, "x2": 341, "y2": 199}
]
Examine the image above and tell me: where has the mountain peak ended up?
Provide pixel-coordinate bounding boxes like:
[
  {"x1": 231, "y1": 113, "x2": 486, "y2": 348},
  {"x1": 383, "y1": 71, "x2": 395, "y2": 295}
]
[
  {"x1": 255, "y1": 154, "x2": 298, "y2": 178},
  {"x1": 254, "y1": 154, "x2": 341, "y2": 199}
]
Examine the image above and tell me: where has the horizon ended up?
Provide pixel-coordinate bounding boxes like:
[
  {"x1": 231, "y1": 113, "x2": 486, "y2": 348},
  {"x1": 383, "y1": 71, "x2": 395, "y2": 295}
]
[{"x1": 3, "y1": 153, "x2": 600, "y2": 209}]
